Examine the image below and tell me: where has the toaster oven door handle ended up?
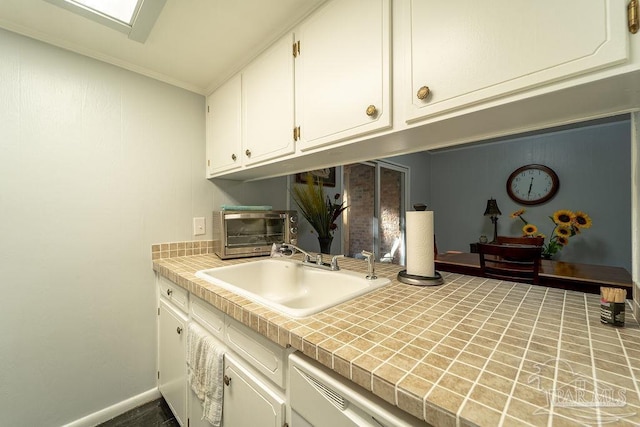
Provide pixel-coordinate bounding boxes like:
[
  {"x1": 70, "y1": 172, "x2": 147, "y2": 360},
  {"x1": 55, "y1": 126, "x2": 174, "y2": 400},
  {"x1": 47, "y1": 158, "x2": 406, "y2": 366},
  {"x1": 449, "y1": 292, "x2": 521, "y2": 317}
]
[{"x1": 223, "y1": 213, "x2": 286, "y2": 220}]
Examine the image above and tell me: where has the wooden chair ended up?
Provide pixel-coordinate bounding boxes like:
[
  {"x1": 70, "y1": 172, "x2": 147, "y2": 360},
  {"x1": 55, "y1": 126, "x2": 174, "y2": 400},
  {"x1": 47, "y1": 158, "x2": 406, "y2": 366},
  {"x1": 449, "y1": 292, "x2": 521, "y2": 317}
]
[
  {"x1": 477, "y1": 243, "x2": 543, "y2": 284},
  {"x1": 496, "y1": 236, "x2": 544, "y2": 246}
]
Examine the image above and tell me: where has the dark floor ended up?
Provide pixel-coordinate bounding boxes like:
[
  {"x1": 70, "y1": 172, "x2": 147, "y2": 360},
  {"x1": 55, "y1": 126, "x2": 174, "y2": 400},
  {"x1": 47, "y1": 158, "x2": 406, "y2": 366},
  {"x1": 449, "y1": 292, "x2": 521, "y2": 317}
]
[{"x1": 97, "y1": 397, "x2": 179, "y2": 427}]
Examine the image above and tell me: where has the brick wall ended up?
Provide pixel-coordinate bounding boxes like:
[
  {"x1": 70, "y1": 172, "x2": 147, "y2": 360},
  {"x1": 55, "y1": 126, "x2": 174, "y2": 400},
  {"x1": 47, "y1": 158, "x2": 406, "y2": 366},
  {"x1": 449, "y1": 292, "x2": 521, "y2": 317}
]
[
  {"x1": 344, "y1": 164, "x2": 403, "y2": 264},
  {"x1": 345, "y1": 164, "x2": 374, "y2": 257}
]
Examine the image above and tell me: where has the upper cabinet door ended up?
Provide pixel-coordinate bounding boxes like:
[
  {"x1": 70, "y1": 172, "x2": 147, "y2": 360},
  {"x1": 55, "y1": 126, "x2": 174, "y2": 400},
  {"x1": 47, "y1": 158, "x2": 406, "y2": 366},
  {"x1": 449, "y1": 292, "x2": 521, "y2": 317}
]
[
  {"x1": 406, "y1": 0, "x2": 629, "y2": 123},
  {"x1": 296, "y1": 0, "x2": 391, "y2": 151},
  {"x1": 243, "y1": 34, "x2": 296, "y2": 165},
  {"x1": 206, "y1": 74, "x2": 242, "y2": 177}
]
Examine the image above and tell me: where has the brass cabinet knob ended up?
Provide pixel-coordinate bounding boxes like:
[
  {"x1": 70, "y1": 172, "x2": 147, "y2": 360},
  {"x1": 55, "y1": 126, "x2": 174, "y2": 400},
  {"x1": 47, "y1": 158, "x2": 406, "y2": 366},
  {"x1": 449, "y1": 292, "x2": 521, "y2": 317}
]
[
  {"x1": 166, "y1": 289, "x2": 172, "y2": 296},
  {"x1": 365, "y1": 105, "x2": 377, "y2": 117},
  {"x1": 224, "y1": 375, "x2": 231, "y2": 386},
  {"x1": 176, "y1": 326, "x2": 182, "y2": 335},
  {"x1": 231, "y1": 153, "x2": 237, "y2": 161},
  {"x1": 416, "y1": 86, "x2": 430, "y2": 100},
  {"x1": 245, "y1": 149, "x2": 251, "y2": 157}
]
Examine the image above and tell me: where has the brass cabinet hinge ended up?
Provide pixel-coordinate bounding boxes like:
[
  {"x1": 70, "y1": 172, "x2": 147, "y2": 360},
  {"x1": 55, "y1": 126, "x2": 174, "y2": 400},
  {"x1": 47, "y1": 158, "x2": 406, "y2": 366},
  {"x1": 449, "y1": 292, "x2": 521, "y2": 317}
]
[
  {"x1": 292, "y1": 40, "x2": 300, "y2": 57},
  {"x1": 630, "y1": 0, "x2": 639, "y2": 34},
  {"x1": 293, "y1": 126, "x2": 301, "y2": 141},
  {"x1": 157, "y1": 371, "x2": 160, "y2": 379},
  {"x1": 157, "y1": 307, "x2": 160, "y2": 315}
]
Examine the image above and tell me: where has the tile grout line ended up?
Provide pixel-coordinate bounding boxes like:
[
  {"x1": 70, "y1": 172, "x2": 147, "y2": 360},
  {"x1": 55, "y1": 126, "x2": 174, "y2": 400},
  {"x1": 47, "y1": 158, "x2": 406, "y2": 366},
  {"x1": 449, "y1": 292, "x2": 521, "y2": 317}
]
[
  {"x1": 358, "y1": 274, "x2": 478, "y2": 393},
  {"x1": 497, "y1": 286, "x2": 552, "y2": 427},
  {"x1": 449, "y1": 283, "x2": 538, "y2": 425},
  {"x1": 546, "y1": 290, "x2": 568, "y2": 426},
  {"x1": 583, "y1": 292, "x2": 602, "y2": 425},
  {"x1": 408, "y1": 277, "x2": 512, "y2": 425},
  {"x1": 615, "y1": 327, "x2": 640, "y2": 418},
  {"x1": 373, "y1": 276, "x2": 514, "y2": 422},
  {"x1": 323, "y1": 282, "x2": 452, "y2": 385},
  {"x1": 374, "y1": 274, "x2": 484, "y2": 402},
  {"x1": 362, "y1": 277, "x2": 466, "y2": 388},
  {"x1": 344, "y1": 274, "x2": 496, "y2": 418}
]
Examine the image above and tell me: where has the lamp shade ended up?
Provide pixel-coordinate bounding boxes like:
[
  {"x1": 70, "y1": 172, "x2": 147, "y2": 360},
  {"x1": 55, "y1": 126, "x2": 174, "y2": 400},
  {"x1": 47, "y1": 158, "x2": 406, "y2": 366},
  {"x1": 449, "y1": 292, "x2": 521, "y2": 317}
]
[{"x1": 483, "y1": 198, "x2": 502, "y2": 216}]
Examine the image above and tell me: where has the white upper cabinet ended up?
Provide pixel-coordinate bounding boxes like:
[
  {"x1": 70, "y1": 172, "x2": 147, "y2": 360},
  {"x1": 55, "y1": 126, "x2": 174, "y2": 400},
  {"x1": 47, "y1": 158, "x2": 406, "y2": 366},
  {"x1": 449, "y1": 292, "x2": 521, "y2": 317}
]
[
  {"x1": 295, "y1": 0, "x2": 391, "y2": 150},
  {"x1": 243, "y1": 34, "x2": 296, "y2": 165},
  {"x1": 206, "y1": 74, "x2": 242, "y2": 176},
  {"x1": 405, "y1": 0, "x2": 629, "y2": 123},
  {"x1": 206, "y1": 34, "x2": 295, "y2": 178}
]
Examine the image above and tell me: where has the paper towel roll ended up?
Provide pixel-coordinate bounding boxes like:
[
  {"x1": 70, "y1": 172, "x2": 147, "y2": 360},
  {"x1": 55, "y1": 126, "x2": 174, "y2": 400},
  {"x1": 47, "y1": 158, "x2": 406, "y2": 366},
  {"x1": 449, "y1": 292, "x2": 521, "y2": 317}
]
[{"x1": 406, "y1": 211, "x2": 435, "y2": 277}]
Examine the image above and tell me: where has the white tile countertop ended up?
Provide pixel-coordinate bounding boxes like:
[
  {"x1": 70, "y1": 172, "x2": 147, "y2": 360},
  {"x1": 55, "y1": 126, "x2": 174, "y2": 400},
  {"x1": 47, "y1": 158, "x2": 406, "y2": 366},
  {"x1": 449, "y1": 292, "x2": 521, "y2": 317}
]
[{"x1": 152, "y1": 242, "x2": 640, "y2": 426}]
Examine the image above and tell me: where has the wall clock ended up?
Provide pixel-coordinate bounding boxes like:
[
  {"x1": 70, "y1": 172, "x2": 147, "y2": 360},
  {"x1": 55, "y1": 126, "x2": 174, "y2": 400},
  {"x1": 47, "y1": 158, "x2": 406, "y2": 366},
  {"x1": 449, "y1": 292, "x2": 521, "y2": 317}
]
[{"x1": 506, "y1": 164, "x2": 559, "y2": 205}]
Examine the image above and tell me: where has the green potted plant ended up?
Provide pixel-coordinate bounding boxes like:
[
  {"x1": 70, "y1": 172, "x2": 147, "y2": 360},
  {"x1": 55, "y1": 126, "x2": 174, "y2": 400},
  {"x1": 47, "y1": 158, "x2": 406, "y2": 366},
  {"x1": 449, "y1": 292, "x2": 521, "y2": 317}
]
[{"x1": 291, "y1": 173, "x2": 347, "y2": 254}]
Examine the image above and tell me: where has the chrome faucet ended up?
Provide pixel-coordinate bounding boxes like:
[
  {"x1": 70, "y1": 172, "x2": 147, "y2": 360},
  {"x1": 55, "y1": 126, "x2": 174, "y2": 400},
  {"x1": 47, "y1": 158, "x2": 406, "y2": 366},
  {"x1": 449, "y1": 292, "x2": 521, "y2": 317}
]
[
  {"x1": 280, "y1": 243, "x2": 314, "y2": 263},
  {"x1": 280, "y1": 243, "x2": 344, "y2": 271},
  {"x1": 361, "y1": 250, "x2": 377, "y2": 280}
]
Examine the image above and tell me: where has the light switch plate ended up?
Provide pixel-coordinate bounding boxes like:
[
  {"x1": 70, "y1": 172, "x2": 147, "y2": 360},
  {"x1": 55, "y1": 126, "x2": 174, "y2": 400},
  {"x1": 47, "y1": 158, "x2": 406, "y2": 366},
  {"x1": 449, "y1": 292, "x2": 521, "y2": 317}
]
[{"x1": 193, "y1": 217, "x2": 205, "y2": 236}]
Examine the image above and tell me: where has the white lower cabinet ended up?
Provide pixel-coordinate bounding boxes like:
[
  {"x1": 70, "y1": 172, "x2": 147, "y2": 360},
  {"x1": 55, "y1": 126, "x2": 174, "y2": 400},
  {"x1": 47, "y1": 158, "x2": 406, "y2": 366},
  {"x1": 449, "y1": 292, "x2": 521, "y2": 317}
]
[
  {"x1": 158, "y1": 298, "x2": 188, "y2": 426},
  {"x1": 157, "y1": 277, "x2": 426, "y2": 427},
  {"x1": 188, "y1": 353, "x2": 285, "y2": 427},
  {"x1": 158, "y1": 284, "x2": 288, "y2": 427},
  {"x1": 221, "y1": 354, "x2": 286, "y2": 427}
]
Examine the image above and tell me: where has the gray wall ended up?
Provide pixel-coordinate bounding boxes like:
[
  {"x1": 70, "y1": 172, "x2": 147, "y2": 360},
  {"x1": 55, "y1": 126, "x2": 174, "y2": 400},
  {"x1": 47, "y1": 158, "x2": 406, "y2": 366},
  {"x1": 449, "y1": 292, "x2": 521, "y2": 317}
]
[
  {"x1": 0, "y1": 29, "x2": 212, "y2": 425},
  {"x1": 429, "y1": 118, "x2": 631, "y2": 271}
]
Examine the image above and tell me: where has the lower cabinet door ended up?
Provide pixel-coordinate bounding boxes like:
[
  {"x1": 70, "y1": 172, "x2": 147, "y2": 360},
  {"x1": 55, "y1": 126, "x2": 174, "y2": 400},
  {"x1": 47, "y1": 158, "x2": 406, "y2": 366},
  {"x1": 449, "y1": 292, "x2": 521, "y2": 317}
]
[
  {"x1": 188, "y1": 387, "x2": 214, "y2": 427},
  {"x1": 158, "y1": 299, "x2": 187, "y2": 426},
  {"x1": 222, "y1": 354, "x2": 285, "y2": 427}
]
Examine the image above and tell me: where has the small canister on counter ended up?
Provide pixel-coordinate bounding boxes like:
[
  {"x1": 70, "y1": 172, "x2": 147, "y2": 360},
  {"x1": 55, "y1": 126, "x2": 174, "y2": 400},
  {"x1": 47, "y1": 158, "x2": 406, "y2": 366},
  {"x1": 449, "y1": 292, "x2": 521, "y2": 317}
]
[{"x1": 600, "y1": 287, "x2": 625, "y2": 326}]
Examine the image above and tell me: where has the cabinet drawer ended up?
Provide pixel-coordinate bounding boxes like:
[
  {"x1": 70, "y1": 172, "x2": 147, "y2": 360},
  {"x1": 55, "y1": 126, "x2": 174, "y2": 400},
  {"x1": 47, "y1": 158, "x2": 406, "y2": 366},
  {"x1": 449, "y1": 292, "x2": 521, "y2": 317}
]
[
  {"x1": 224, "y1": 318, "x2": 287, "y2": 388},
  {"x1": 190, "y1": 296, "x2": 225, "y2": 341},
  {"x1": 158, "y1": 275, "x2": 188, "y2": 312}
]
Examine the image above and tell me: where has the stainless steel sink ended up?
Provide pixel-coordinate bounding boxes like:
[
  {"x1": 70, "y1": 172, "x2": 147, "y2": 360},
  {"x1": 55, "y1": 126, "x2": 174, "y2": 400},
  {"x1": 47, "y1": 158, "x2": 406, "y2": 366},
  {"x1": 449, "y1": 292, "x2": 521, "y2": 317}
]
[{"x1": 195, "y1": 258, "x2": 390, "y2": 318}]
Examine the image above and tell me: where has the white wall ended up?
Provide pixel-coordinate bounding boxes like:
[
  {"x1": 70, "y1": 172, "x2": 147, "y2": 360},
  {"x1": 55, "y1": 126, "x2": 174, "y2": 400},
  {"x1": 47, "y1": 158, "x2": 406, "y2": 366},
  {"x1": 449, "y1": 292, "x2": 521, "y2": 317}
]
[{"x1": 0, "y1": 29, "x2": 212, "y2": 425}]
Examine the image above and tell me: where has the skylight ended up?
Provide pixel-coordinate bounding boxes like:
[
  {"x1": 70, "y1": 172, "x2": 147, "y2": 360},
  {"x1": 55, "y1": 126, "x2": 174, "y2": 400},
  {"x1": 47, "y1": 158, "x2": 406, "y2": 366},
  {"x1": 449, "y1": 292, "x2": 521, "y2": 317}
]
[
  {"x1": 45, "y1": 0, "x2": 166, "y2": 43},
  {"x1": 72, "y1": 0, "x2": 140, "y2": 25}
]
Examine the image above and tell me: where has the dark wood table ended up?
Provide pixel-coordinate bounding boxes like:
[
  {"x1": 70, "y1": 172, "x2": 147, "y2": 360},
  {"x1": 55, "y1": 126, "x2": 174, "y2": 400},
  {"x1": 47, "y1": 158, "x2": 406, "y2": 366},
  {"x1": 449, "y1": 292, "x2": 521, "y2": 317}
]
[{"x1": 435, "y1": 252, "x2": 633, "y2": 298}]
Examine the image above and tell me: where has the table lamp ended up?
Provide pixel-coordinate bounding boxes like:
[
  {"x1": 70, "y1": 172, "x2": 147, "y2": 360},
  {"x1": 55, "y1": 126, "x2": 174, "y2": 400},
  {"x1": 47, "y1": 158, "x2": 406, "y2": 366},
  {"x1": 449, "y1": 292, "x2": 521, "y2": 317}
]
[{"x1": 483, "y1": 198, "x2": 502, "y2": 243}]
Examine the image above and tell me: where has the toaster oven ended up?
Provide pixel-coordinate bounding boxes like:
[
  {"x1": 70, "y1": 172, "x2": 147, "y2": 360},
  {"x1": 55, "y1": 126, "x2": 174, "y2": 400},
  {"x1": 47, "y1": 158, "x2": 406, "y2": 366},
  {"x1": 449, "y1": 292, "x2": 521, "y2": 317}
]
[{"x1": 213, "y1": 210, "x2": 298, "y2": 259}]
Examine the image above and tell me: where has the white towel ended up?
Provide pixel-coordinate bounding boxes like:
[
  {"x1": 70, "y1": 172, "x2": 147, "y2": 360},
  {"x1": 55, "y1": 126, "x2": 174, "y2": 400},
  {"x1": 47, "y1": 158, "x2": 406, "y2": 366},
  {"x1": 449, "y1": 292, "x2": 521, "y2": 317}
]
[{"x1": 186, "y1": 323, "x2": 225, "y2": 426}]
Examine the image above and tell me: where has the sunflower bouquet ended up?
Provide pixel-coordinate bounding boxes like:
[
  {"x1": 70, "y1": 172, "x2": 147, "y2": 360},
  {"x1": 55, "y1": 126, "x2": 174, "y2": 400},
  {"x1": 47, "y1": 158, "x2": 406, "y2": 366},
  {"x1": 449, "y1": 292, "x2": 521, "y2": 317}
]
[{"x1": 510, "y1": 208, "x2": 592, "y2": 258}]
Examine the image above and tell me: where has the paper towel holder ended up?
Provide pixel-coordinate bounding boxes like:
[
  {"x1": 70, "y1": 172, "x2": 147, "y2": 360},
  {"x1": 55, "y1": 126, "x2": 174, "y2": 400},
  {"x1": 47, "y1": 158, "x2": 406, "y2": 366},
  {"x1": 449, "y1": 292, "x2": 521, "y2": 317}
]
[
  {"x1": 397, "y1": 269, "x2": 444, "y2": 286},
  {"x1": 399, "y1": 203, "x2": 444, "y2": 286}
]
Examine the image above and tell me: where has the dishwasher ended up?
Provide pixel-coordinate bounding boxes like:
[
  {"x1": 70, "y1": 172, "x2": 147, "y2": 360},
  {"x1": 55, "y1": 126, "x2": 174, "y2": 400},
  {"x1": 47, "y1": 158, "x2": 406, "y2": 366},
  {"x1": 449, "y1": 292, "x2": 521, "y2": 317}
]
[{"x1": 288, "y1": 352, "x2": 427, "y2": 427}]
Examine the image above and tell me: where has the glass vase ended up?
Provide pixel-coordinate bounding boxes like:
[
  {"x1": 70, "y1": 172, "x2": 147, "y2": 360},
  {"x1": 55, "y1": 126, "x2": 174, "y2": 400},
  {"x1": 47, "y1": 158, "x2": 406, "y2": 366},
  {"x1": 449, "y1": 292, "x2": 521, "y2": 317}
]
[{"x1": 318, "y1": 237, "x2": 333, "y2": 254}]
